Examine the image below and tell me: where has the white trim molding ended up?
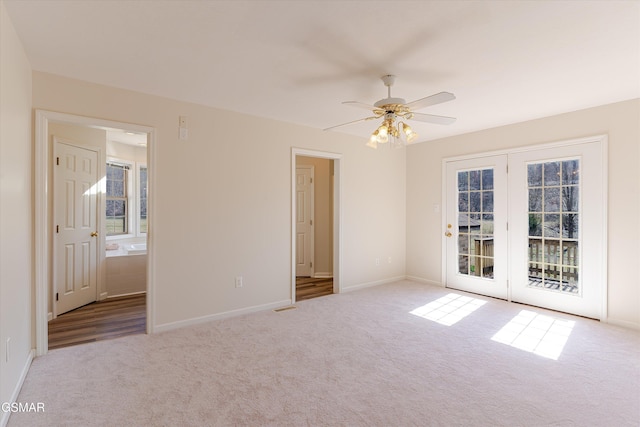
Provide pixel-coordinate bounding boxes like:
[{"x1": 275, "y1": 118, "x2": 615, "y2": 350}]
[{"x1": 155, "y1": 300, "x2": 292, "y2": 333}]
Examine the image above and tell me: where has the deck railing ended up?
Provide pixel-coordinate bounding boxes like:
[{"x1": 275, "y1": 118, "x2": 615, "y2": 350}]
[{"x1": 465, "y1": 239, "x2": 578, "y2": 288}]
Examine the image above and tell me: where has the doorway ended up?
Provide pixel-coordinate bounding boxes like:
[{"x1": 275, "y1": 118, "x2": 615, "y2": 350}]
[
  {"x1": 35, "y1": 110, "x2": 155, "y2": 355},
  {"x1": 291, "y1": 149, "x2": 342, "y2": 303},
  {"x1": 443, "y1": 136, "x2": 607, "y2": 319}
]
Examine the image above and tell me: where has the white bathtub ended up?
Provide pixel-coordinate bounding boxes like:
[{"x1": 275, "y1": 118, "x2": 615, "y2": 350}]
[{"x1": 126, "y1": 243, "x2": 147, "y2": 255}]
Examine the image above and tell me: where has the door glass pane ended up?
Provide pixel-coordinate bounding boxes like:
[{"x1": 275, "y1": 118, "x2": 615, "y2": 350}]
[
  {"x1": 458, "y1": 167, "x2": 494, "y2": 279},
  {"x1": 527, "y1": 159, "x2": 580, "y2": 295}
]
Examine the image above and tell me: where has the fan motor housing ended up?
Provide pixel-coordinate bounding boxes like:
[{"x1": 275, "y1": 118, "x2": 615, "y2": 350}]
[{"x1": 374, "y1": 97, "x2": 406, "y2": 108}]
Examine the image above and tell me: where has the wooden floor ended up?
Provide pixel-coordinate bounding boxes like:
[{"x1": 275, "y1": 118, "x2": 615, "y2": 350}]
[
  {"x1": 48, "y1": 294, "x2": 146, "y2": 350},
  {"x1": 48, "y1": 280, "x2": 329, "y2": 349},
  {"x1": 296, "y1": 277, "x2": 333, "y2": 301}
]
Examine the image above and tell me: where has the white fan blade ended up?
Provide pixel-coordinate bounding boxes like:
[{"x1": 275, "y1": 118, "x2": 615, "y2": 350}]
[
  {"x1": 405, "y1": 92, "x2": 456, "y2": 111},
  {"x1": 323, "y1": 116, "x2": 377, "y2": 131},
  {"x1": 342, "y1": 101, "x2": 380, "y2": 111},
  {"x1": 410, "y1": 113, "x2": 456, "y2": 125}
]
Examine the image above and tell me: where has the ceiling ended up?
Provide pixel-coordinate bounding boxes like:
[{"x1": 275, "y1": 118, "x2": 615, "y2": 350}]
[{"x1": 5, "y1": 0, "x2": 639, "y2": 143}]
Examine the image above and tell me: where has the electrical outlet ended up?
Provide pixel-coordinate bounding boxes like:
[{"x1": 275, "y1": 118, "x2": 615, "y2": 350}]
[
  {"x1": 179, "y1": 115, "x2": 187, "y2": 128},
  {"x1": 388, "y1": 257, "x2": 392, "y2": 264},
  {"x1": 235, "y1": 276, "x2": 243, "y2": 288},
  {"x1": 375, "y1": 258, "x2": 380, "y2": 266}
]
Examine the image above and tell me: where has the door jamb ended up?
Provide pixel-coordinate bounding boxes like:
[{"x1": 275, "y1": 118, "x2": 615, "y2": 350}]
[
  {"x1": 35, "y1": 110, "x2": 156, "y2": 356},
  {"x1": 291, "y1": 148, "x2": 342, "y2": 303}
]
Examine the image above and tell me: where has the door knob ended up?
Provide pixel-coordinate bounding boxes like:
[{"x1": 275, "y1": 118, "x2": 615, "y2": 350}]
[{"x1": 90, "y1": 231, "x2": 99, "y2": 237}]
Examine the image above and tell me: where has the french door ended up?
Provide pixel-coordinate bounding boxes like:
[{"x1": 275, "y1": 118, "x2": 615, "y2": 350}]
[
  {"x1": 445, "y1": 138, "x2": 606, "y2": 319},
  {"x1": 445, "y1": 155, "x2": 508, "y2": 299}
]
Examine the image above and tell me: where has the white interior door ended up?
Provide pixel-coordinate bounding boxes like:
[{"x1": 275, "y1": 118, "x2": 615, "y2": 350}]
[
  {"x1": 508, "y1": 141, "x2": 605, "y2": 319},
  {"x1": 445, "y1": 155, "x2": 508, "y2": 299},
  {"x1": 295, "y1": 166, "x2": 314, "y2": 277},
  {"x1": 54, "y1": 140, "x2": 99, "y2": 315}
]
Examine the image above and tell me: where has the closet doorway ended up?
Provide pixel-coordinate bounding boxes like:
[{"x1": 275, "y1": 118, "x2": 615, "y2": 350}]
[{"x1": 292, "y1": 149, "x2": 342, "y2": 303}]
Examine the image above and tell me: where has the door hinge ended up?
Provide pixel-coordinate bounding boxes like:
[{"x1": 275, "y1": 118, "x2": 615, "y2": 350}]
[
  {"x1": 310, "y1": 178, "x2": 313, "y2": 184},
  {"x1": 56, "y1": 225, "x2": 59, "y2": 233},
  {"x1": 56, "y1": 292, "x2": 59, "y2": 301},
  {"x1": 506, "y1": 222, "x2": 509, "y2": 231},
  {"x1": 310, "y1": 262, "x2": 313, "y2": 268},
  {"x1": 310, "y1": 219, "x2": 313, "y2": 226},
  {"x1": 56, "y1": 157, "x2": 59, "y2": 166},
  {"x1": 506, "y1": 164, "x2": 508, "y2": 173}
]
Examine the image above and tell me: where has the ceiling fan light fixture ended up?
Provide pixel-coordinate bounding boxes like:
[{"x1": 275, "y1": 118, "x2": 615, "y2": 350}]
[
  {"x1": 326, "y1": 75, "x2": 455, "y2": 149},
  {"x1": 402, "y1": 122, "x2": 418, "y2": 143},
  {"x1": 366, "y1": 133, "x2": 378, "y2": 149},
  {"x1": 376, "y1": 124, "x2": 389, "y2": 143}
]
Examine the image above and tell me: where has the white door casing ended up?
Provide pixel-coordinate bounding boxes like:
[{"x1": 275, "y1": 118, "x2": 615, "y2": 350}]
[
  {"x1": 36, "y1": 110, "x2": 155, "y2": 356},
  {"x1": 445, "y1": 155, "x2": 508, "y2": 299},
  {"x1": 444, "y1": 136, "x2": 606, "y2": 320},
  {"x1": 295, "y1": 166, "x2": 314, "y2": 277},
  {"x1": 53, "y1": 140, "x2": 99, "y2": 315}
]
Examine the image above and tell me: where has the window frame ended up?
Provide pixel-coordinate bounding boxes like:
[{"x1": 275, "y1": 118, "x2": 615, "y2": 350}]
[{"x1": 106, "y1": 160, "x2": 132, "y2": 237}]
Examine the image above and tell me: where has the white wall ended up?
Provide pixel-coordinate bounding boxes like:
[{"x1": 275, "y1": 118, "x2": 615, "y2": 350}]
[
  {"x1": 0, "y1": 0, "x2": 33, "y2": 423},
  {"x1": 107, "y1": 140, "x2": 146, "y2": 163},
  {"x1": 32, "y1": 72, "x2": 407, "y2": 329},
  {"x1": 406, "y1": 99, "x2": 640, "y2": 328}
]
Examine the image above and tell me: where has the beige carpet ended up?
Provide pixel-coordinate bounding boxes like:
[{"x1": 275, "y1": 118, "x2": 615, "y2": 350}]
[{"x1": 8, "y1": 280, "x2": 640, "y2": 426}]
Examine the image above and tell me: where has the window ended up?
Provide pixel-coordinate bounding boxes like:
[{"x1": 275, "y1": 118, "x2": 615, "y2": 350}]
[
  {"x1": 106, "y1": 162, "x2": 129, "y2": 235},
  {"x1": 457, "y1": 168, "x2": 495, "y2": 278},
  {"x1": 527, "y1": 159, "x2": 580, "y2": 294},
  {"x1": 106, "y1": 160, "x2": 147, "y2": 238}
]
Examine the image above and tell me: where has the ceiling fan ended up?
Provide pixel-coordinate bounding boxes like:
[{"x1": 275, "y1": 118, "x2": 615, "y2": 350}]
[{"x1": 325, "y1": 75, "x2": 456, "y2": 148}]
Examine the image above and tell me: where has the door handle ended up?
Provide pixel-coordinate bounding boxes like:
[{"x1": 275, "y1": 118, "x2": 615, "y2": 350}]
[
  {"x1": 90, "y1": 231, "x2": 99, "y2": 237},
  {"x1": 445, "y1": 223, "x2": 452, "y2": 237}
]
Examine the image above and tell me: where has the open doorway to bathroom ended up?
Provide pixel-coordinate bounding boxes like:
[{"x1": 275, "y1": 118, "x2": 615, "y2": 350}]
[
  {"x1": 36, "y1": 111, "x2": 153, "y2": 353},
  {"x1": 48, "y1": 125, "x2": 148, "y2": 349},
  {"x1": 294, "y1": 154, "x2": 337, "y2": 301}
]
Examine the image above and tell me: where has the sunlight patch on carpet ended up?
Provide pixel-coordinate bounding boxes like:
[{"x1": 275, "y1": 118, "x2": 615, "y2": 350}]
[
  {"x1": 491, "y1": 310, "x2": 575, "y2": 360},
  {"x1": 410, "y1": 293, "x2": 487, "y2": 326}
]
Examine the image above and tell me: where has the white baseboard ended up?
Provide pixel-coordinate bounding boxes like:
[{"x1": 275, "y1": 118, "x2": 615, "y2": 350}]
[
  {"x1": 341, "y1": 276, "x2": 406, "y2": 293},
  {"x1": 47, "y1": 312, "x2": 52, "y2": 322},
  {"x1": 154, "y1": 299, "x2": 292, "y2": 333},
  {"x1": 604, "y1": 317, "x2": 640, "y2": 331},
  {"x1": 106, "y1": 291, "x2": 146, "y2": 299},
  {"x1": 314, "y1": 272, "x2": 333, "y2": 279},
  {"x1": 405, "y1": 276, "x2": 444, "y2": 287},
  {"x1": 99, "y1": 292, "x2": 108, "y2": 301},
  {"x1": 1, "y1": 349, "x2": 34, "y2": 427}
]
